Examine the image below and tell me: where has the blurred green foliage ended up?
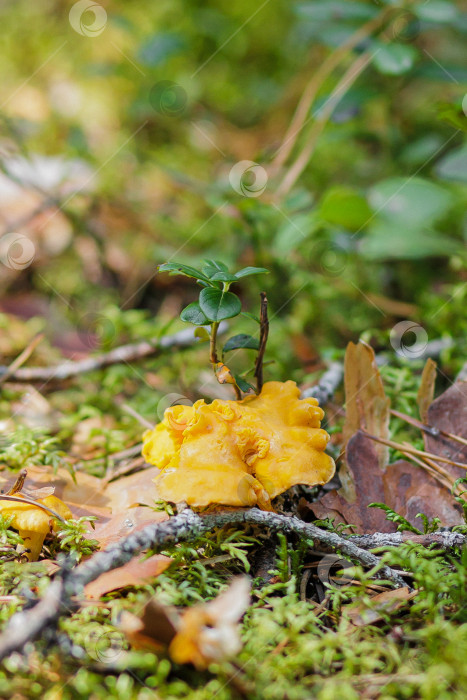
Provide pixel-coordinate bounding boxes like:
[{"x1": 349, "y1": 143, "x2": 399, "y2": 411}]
[{"x1": 0, "y1": 0, "x2": 465, "y2": 391}]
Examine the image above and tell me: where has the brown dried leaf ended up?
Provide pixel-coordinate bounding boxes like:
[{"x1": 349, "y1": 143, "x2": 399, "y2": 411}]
[
  {"x1": 119, "y1": 599, "x2": 178, "y2": 652},
  {"x1": 339, "y1": 342, "x2": 390, "y2": 503},
  {"x1": 0, "y1": 466, "x2": 112, "y2": 522},
  {"x1": 345, "y1": 586, "x2": 417, "y2": 627},
  {"x1": 417, "y1": 358, "x2": 437, "y2": 423},
  {"x1": 104, "y1": 466, "x2": 161, "y2": 512},
  {"x1": 91, "y1": 506, "x2": 168, "y2": 549},
  {"x1": 424, "y1": 380, "x2": 467, "y2": 476},
  {"x1": 313, "y1": 431, "x2": 391, "y2": 532},
  {"x1": 84, "y1": 553, "x2": 172, "y2": 599},
  {"x1": 313, "y1": 431, "x2": 464, "y2": 532}
]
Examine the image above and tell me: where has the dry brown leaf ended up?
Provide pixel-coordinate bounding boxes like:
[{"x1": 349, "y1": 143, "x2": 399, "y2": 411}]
[
  {"x1": 104, "y1": 466, "x2": 161, "y2": 512},
  {"x1": 424, "y1": 380, "x2": 467, "y2": 474},
  {"x1": 119, "y1": 599, "x2": 178, "y2": 653},
  {"x1": 313, "y1": 431, "x2": 391, "y2": 532},
  {"x1": 417, "y1": 358, "x2": 437, "y2": 423},
  {"x1": 313, "y1": 429, "x2": 464, "y2": 531},
  {"x1": 339, "y1": 342, "x2": 390, "y2": 503},
  {"x1": 91, "y1": 506, "x2": 168, "y2": 549},
  {"x1": 0, "y1": 466, "x2": 112, "y2": 522},
  {"x1": 84, "y1": 553, "x2": 172, "y2": 599},
  {"x1": 312, "y1": 344, "x2": 464, "y2": 532},
  {"x1": 345, "y1": 586, "x2": 417, "y2": 627}
]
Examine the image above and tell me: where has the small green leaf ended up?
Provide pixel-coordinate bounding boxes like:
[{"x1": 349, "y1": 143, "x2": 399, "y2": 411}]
[
  {"x1": 435, "y1": 146, "x2": 467, "y2": 183},
  {"x1": 194, "y1": 327, "x2": 210, "y2": 341},
  {"x1": 202, "y1": 259, "x2": 229, "y2": 279},
  {"x1": 241, "y1": 311, "x2": 260, "y2": 324},
  {"x1": 369, "y1": 503, "x2": 422, "y2": 534},
  {"x1": 159, "y1": 262, "x2": 210, "y2": 283},
  {"x1": 199, "y1": 288, "x2": 241, "y2": 321},
  {"x1": 235, "y1": 375, "x2": 255, "y2": 393},
  {"x1": 372, "y1": 43, "x2": 418, "y2": 76},
  {"x1": 414, "y1": 1, "x2": 459, "y2": 24},
  {"x1": 234, "y1": 266, "x2": 269, "y2": 278},
  {"x1": 223, "y1": 334, "x2": 260, "y2": 352},
  {"x1": 180, "y1": 302, "x2": 209, "y2": 326},
  {"x1": 210, "y1": 272, "x2": 239, "y2": 282},
  {"x1": 319, "y1": 187, "x2": 372, "y2": 231}
]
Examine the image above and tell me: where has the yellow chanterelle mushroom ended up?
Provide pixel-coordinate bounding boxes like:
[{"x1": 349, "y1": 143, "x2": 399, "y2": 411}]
[
  {"x1": 0, "y1": 494, "x2": 72, "y2": 561},
  {"x1": 143, "y1": 380, "x2": 335, "y2": 510}
]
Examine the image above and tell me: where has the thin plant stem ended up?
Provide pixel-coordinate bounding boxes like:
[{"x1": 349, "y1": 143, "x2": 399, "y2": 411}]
[
  {"x1": 276, "y1": 51, "x2": 373, "y2": 200},
  {"x1": 254, "y1": 292, "x2": 269, "y2": 393},
  {"x1": 272, "y1": 8, "x2": 389, "y2": 172},
  {"x1": 210, "y1": 321, "x2": 219, "y2": 365}
]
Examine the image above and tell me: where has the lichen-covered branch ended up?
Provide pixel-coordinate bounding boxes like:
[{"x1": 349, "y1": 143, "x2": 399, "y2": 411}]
[
  {"x1": 0, "y1": 324, "x2": 227, "y2": 383},
  {"x1": 350, "y1": 530, "x2": 467, "y2": 550},
  {"x1": 0, "y1": 507, "x2": 410, "y2": 661},
  {"x1": 302, "y1": 362, "x2": 344, "y2": 405}
]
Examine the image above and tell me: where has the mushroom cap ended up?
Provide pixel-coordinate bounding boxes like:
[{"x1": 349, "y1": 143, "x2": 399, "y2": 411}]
[
  {"x1": 0, "y1": 493, "x2": 72, "y2": 560},
  {"x1": 143, "y1": 380, "x2": 335, "y2": 508}
]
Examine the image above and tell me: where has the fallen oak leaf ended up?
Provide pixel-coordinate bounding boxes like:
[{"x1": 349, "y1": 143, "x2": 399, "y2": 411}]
[
  {"x1": 104, "y1": 466, "x2": 161, "y2": 512},
  {"x1": 84, "y1": 553, "x2": 172, "y2": 599},
  {"x1": 119, "y1": 599, "x2": 178, "y2": 653},
  {"x1": 0, "y1": 466, "x2": 112, "y2": 521}
]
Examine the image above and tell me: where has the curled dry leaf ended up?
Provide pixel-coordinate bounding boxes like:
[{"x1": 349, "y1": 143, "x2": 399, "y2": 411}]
[
  {"x1": 424, "y1": 379, "x2": 467, "y2": 473},
  {"x1": 143, "y1": 381, "x2": 335, "y2": 509},
  {"x1": 345, "y1": 586, "x2": 417, "y2": 627},
  {"x1": 84, "y1": 553, "x2": 172, "y2": 599},
  {"x1": 417, "y1": 358, "x2": 437, "y2": 423},
  {"x1": 91, "y1": 506, "x2": 168, "y2": 549},
  {"x1": 120, "y1": 576, "x2": 251, "y2": 669},
  {"x1": 312, "y1": 342, "x2": 464, "y2": 532},
  {"x1": 339, "y1": 341, "x2": 390, "y2": 503}
]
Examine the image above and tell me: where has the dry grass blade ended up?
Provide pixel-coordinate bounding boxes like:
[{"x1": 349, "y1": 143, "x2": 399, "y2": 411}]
[
  {"x1": 0, "y1": 494, "x2": 67, "y2": 522},
  {"x1": 362, "y1": 430, "x2": 467, "y2": 471},
  {"x1": 391, "y1": 409, "x2": 467, "y2": 448}
]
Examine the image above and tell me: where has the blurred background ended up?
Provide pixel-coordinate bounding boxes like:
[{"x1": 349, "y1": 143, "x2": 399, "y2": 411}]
[{"x1": 0, "y1": 0, "x2": 466, "y2": 434}]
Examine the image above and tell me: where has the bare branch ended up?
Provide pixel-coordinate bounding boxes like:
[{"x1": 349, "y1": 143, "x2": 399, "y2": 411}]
[
  {"x1": 0, "y1": 324, "x2": 227, "y2": 384},
  {"x1": 0, "y1": 507, "x2": 411, "y2": 660},
  {"x1": 254, "y1": 292, "x2": 269, "y2": 393}
]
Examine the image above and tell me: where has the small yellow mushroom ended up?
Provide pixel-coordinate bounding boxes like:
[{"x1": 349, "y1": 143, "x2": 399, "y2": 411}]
[
  {"x1": 0, "y1": 494, "x2": 72, "y2": 561},
  {"x1": 143, "y1": 380, "x2": 335, "y2": 509}
]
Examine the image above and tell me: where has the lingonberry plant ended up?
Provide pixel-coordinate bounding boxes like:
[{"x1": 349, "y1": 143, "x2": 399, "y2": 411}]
[{"x1": 159, "y1": 260, "x2": 269, "y2": 397}]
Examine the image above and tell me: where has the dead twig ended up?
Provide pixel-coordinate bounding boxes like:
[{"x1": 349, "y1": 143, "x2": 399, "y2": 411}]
[
  {"x1": 0, "y1": 493, "x2": 67, "y2": 523},
  {"x1": 0, "y1": 333, "x2": 44, "y2": 385},
  {"x1": 0, "y1": 507, "x2": 408, "y2": 660},
  {"x1": 0, "y1": 325, "x2": 227, "y2": 384},
  {"x1": 254, "y1": 292, "x2": 269, "y2": 393}
]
